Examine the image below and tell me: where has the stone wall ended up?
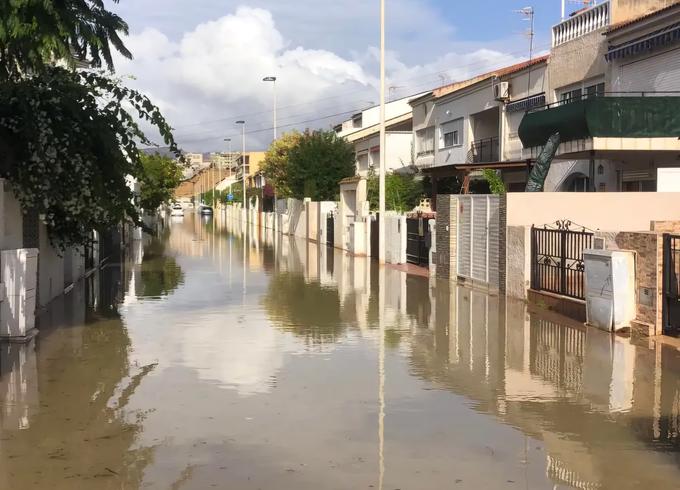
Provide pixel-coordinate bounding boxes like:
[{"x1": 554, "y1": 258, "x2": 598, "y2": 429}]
[
  {"x1": 435, "y1": 195, "x2": 453, "y2": 279},
  {"x1": 614, "y1": 232, "x2": 661, "y2": 334}
]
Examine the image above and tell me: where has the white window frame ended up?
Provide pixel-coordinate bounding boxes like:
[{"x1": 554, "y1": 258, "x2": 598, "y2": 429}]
[
  {"x1": 439, "y1": 118, "x2": 463, "y2": 150},
  {"x1": 416, "y1": 127, "x2": 435, "y2": 157}
]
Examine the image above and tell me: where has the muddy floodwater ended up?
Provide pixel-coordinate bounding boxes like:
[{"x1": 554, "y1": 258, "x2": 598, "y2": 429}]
[{"x1": 2, "y1": 214, "x2": 680, "y2": 489}]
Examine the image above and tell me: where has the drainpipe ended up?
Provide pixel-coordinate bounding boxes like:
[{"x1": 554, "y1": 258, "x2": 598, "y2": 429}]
[
  {"x1": 589, "y1": 150, "x2": 596, "y2": 192},
  {"x1": 499, "y1": 102, "x2": 506, "y2": 165}
]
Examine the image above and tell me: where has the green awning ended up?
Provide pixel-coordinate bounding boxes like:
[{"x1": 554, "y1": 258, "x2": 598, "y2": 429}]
[{"x1": 518, "y1": 97, "x2": 680, "y2": 148}]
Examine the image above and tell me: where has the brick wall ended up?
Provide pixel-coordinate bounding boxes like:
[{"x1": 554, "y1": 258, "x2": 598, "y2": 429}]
[
  {"x1": 435, "y1": 195, "x2": 451, "y2": 279},
  {"x1": 651, "y1": 221, "x2": 680, "y2": 233},
  {"x1": 498, "y1": 194, "x2": 507, "y2": 294},
  {"x1": 614, "y1": 232, "x2": 662, "y2": 334}
]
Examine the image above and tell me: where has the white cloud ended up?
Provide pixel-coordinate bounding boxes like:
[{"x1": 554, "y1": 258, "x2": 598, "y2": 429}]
[{"x1": 113, "y1": 5, "x2": 524, "y2": 152}]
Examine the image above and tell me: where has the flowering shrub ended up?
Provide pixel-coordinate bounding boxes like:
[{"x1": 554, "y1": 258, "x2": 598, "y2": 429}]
[{"x1": 0, "y1": 67, "x2": 179, "y2": 248}]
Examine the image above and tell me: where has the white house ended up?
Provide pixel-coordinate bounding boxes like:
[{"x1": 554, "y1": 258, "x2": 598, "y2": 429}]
[
  {"x1": 410, "y1": 56, "x2": 549, "y2": 198},
  {"x1": 335, "y1": 94, "x2": 426, "y2": 177}
]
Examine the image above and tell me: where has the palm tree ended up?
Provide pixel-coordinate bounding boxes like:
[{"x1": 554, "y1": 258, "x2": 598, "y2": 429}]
[{"x1": 0, "y1": 0, "x2": 132, "y2": 80}]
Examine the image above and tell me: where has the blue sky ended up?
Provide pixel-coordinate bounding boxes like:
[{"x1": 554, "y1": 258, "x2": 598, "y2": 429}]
[{"x1": 110, "y1": 0, "x2": 582, "y2": 150}]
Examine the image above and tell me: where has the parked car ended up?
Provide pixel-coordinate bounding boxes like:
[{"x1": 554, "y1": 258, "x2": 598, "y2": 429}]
[
  {"x1": 200, "y1": 205, "x2": 213, "y2": 216},
  {"x1": 171, "y1": 203, "x2": 184, "y2": 217}
]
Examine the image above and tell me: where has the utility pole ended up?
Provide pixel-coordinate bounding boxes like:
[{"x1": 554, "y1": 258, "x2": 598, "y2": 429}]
[
  {"x1": 235, "y1": 121, "x2": 247, "y2": 223},
  {"x1": 378, "y1": 0, "x2": 386, "y2": 264}
]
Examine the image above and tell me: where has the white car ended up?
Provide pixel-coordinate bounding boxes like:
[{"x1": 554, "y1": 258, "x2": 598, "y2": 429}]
[{"x1": 170, "y1": 204, "x2": 184, "y2": 217}]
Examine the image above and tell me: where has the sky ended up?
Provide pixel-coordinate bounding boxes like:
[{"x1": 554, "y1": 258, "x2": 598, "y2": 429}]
[{"x1": 109, "y1": 0, "x2": 587, "y2": 152}]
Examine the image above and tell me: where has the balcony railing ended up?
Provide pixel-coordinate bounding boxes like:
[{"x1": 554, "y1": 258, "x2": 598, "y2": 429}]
[
  {"x1": 552, "y1": 1, "x2": 610, "y2": 47},
  {"x1": 470, "y1": 137, "x2": 499, "y2": 164},
  {"x1": 518, "y1": 95, "x2": 680, "y2": 148}
]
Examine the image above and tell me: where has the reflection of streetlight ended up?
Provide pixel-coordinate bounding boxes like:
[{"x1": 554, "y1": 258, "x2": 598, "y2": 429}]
[{"x1": 235, "y1": 121, "x2": 247, "y2": 224}]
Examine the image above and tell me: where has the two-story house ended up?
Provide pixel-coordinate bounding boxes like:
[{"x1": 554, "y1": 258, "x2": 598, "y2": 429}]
[
  {"x1": 335, "y1": 94, "x2": 425, "y2": 177},
  {"x1": 410, "y1": 56, "x2": 549, "y2": 202}
]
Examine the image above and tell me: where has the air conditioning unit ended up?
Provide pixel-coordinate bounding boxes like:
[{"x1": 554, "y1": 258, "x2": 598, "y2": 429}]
[{"x1": 493, "y1": 81, "x2": 510, "y2": 101}]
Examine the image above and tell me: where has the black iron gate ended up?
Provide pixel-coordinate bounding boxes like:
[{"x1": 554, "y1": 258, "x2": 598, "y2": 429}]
[
  {"x1": 663, "y1": 234, "x2": 680, "y2": 335},
  {"x1": 406, "y1": 217, "x2": 430, "y2": 267},
  {"x1": 370, "y1": 214, "x2": 379, "y2": 258},
  {"x1": 326, "y1": 213, "x2": 335, "y2": 247},
  {"x1": 531, "y1": 222, "x2": 593, "y2": 300}
]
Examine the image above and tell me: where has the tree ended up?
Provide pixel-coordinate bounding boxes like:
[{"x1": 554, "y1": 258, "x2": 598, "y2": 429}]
[
  {"x1": 0, "y1": 1, "x2": 179, "y2": 248},
  {"x1": 260, "y1": 131, "x2": 302, "y2": 198},
  {"x1": 0, "y1": 0, "x2": 132, "y2": 80},
  {"x1": 286, "y1": 130, "x2": 355, "y2": 201},
  {"x1": 482, "y1": 169, "x2": 506, "y2": 195},
  {"x1": 366, "y1": 170, "x2": 426, "y2": 212},
  {"x1": 139, "y1": 153, "x2": 183, "y2": 211}
]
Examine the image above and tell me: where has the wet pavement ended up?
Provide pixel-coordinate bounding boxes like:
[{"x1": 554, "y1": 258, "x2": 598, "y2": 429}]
[{"x1": 2, "y1": 213, "x2": 680, "y2": 489}]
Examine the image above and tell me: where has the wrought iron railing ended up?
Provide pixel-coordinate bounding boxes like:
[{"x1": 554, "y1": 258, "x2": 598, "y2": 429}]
[
  {"x1": 470, "y1": 137, "x2": 499, "y2": 164},
  {"x1": 531, "y1": 221, "x2": 594, "y2": 300}
]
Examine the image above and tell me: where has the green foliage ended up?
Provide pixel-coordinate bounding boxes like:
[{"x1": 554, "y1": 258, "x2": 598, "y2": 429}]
[
  {"x1": 482, "y1": 169, "x2": 506, "y2": 195},
  {"x1": 0, "y1": 0, "x2": 179, "y2": 248},
  {"x1": 270, "y1": 130, "x2": 355, "y2": 201},
  {"x1": 366, "y1": 170, "x2": 426, "y2": 212},
  {"x1": 0, "y1": 0, "x2": 132, "y2": 80},
  {"x1": 260, "y1": 131, "x2": 302, "y2": 198},
  {"x1": 140, "y1": 153, "x2": 183, "y2": 211},
  {"x1": 0, "y1": 68, "x2": 179, "y2": 248}
]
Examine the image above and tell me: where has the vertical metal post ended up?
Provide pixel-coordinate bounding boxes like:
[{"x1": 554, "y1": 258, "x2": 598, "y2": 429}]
[
  {"x1": 560, "y1": 229, "x2": 567, "y2": 296},
  {"x1": 378, "y1": 0, "x2": 386, "y2": 264}
]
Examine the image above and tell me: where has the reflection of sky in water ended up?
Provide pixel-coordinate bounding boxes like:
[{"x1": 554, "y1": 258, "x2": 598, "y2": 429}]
[{"x1": 5, "y1": 213, "x2": 680, "y2": 489}]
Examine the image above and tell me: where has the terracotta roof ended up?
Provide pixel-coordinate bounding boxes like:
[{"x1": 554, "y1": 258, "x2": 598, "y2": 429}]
[
  {"x1": 607, "y1": 1, "x2": 680, "y2": 34},
  {"x1": 432, "y1": 55, "x2": 549, "y2": 99}
]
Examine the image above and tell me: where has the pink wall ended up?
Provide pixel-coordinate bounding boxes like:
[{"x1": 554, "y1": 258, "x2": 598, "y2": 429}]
[{"x1": 506, "y1": 192, "x2": 680, "y2": 231}]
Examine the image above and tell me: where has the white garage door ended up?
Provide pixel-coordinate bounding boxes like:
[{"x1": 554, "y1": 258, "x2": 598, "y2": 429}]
[{"x1": 617, "y1": 47, "x2": 680, "y2": 93}]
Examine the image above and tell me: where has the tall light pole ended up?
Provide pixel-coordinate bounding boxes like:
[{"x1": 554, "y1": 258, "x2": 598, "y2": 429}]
[
  {"x1": 262, "y1": 76, "x2": 277, "y2": 141},
  {"x1": 235, "y1": 121, "x2": 247, "y2": 223},
  {"x1": 378, "y1": 0, "x2": 386, "y2": 264}
]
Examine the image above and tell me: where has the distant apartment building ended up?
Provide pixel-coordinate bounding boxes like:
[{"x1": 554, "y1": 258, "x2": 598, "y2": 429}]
[{"x1": 335, "y1": 95, "x2": 426, "y2": 177}]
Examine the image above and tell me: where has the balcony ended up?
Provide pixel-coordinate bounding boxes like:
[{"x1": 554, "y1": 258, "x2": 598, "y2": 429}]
[
  {"x1": 552, "y1": 1, "x2": 610, "y2": 47},
  {"x1": 518, "y1": 95, "x2": 680, "y2": 156},
  {"x1": 470, "y1": 137, "x2": 499, "y2": 164}
]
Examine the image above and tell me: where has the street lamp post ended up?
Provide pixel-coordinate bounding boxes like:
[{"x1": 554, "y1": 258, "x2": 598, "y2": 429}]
[
  {"x1": 235, "y1": 121, "x2": 247, "y2": 223},
  {"x1": 378, "y1": 0, "x2": 386, "y2": 264},
  {"x1": 262, "y1": 76, "x2": 277, "y2": 141}
]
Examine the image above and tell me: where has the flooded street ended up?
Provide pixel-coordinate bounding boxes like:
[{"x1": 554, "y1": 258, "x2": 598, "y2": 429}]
[{"x1": 2, "y1": 214, "x2": 680, "y2": 489}]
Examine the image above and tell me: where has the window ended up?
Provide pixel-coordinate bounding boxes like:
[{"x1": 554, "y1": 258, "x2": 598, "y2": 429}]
[
  {"x1": 559, "y1": 79, "x2": 605, "y2": 105},
  {"x1": 439, "y1": 118, "x2": 463, "y2": 149},
  {"x1": 586, "y1": 82, "x2": 605, "y2": 98},
  {"x1": 416, "y1": 127, "x2": 435, "y2": 156}
]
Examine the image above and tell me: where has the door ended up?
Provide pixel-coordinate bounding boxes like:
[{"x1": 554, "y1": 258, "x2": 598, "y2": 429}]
[{"x1": 663, "y1": 234, "x2": 680, "y2": 335}]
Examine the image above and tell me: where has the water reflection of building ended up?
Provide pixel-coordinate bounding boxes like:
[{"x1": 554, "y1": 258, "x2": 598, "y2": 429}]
[{"x1": 0, "y1": 254, "x2": 152, "y2": 488}]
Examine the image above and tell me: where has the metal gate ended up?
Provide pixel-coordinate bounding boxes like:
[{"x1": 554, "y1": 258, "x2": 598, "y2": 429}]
[
  {"x1": 663, "y1": 234, "x2": 680, "y2": 335},
  {"x1": 456, "y1": 195, "x2": 500, "y2": 288},
  {"x1": 531, "y1": 222, "x2": 593, "y2": 300},
  {"x1": 406, "y1": 218, "x2": 430, "y2": 267},
  {"x1": 326, "y1": 213, "x2": 335, "y2": 247},
  {"x1": 370, "y1": 214, "x2": 379, "y2": 258}
]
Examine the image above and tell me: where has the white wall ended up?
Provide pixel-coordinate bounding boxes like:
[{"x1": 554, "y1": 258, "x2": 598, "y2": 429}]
[{"x1": 424, "y1": 83, "x2": 499, "y2": 169}]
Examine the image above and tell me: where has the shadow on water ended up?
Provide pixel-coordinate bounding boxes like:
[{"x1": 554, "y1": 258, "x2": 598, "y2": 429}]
[{"x1": 0, "y1": 251, "x2": 156, "y2": 489}]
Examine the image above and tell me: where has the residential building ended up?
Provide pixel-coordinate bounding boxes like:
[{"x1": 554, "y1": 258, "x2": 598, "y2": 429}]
[
  {"x1": 410, "y1": 56, "x2": 549, "y2": 198},
  {"x1": 234, "y1": 151, "x2": 266, "y2": 188},
  {"x1": 336, "y1": 95, "x2": 425, "y2": 177},
  {"x1": 520, "y1": 0, "x2": 680, "y2": 192}
]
